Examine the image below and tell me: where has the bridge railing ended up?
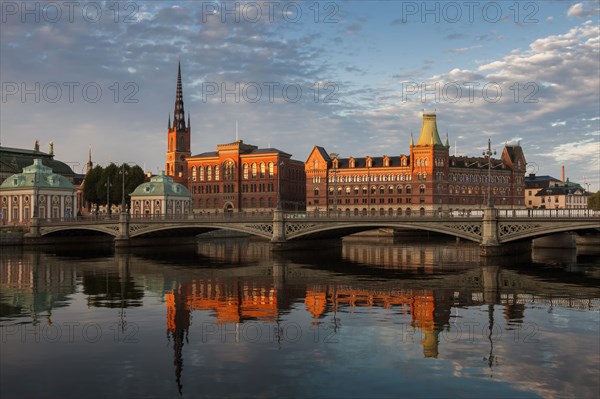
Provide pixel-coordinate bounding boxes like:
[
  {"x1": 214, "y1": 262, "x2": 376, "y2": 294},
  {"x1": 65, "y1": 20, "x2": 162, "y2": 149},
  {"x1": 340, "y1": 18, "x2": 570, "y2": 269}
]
[
  {"x1": 495, "y1": 209, "x2": 600, "y2": 218},
  {"x1": 29, "y1": 208, "x2": 600, "y2": 226},
  {"x1": 284, "y1": 210, "x2": 482, "y2": 220}
]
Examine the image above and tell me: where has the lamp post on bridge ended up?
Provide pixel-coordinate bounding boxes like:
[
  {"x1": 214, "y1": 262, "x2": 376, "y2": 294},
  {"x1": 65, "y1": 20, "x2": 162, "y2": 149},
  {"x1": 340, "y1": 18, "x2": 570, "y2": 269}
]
[
  {"x1": 277, "y1": 160, "x2": 285, "y2": 210},
  {"x1": 483, "y1": 139, "x2": 496, "y2": 208},
  {"x1": 120, "y1": 165, "x2": 128, "y2": 213},
  {"x1": 105, "y1": 177, "x2": 112, "y2": 217},
  {"x1": 330, "y1": 153, "x2": 339, "y2": 216}
]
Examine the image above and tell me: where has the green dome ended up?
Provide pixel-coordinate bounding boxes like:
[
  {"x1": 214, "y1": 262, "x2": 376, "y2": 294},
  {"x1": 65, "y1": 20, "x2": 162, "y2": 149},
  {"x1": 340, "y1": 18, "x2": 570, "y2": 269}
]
[
  {"x1": 131, "y1": 172, "x2": 190, "y2": 197},
  {"x1": 0, "y1": 159, "x2": 75, "y2": 190}
]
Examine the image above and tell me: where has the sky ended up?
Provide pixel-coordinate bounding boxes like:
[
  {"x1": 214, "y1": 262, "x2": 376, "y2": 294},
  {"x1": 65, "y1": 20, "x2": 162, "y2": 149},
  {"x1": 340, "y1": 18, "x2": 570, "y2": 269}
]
[{"x1": 1, "y1": 0, "x2": 599, "y2": 190}]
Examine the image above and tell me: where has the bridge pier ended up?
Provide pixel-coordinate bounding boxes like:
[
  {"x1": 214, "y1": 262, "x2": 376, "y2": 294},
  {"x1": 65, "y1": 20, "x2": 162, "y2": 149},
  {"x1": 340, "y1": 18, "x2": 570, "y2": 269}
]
[
  {"x1": 24, "y1": 217, "x2": 41, "y2": 238},
  {"x1": 114, "y1": 212, "x2": 130, "y2": 248},
  {"x1": 271, "y1": 209, "x2": 287, "y2": 250},
  {"x1": 480, "y1": 206, "x2": 502, "y2": 257}
]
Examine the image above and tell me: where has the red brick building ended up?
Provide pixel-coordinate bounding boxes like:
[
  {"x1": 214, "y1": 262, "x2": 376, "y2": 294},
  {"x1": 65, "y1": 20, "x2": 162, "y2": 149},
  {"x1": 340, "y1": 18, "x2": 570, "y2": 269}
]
[
  {"x1": 186, "y1": 141, "x2": 305, "y2": 213},
  {"x1": 305, "y1": 113, "x2": 526, "y2": 215},
  {"x1": 165, "y1": 63, "x2": 305, "y2": 213}
]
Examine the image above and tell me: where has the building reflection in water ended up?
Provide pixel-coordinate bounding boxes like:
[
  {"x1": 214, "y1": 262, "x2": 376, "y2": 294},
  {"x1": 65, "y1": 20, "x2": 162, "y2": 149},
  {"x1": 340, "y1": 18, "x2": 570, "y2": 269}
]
[
  {"x1": 2, "y1": 240, "x2": 599, "y2": 398},
  {"x1": 0, "y1": 249, "x2": 78, "y2": 325},
  {"x1": 341, "y1": 238, "x2": 481, "y2": 272}
]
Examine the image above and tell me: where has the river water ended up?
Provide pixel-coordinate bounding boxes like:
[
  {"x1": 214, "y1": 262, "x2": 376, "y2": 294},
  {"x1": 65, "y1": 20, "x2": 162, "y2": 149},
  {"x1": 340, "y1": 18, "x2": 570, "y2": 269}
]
[{"x1": 1, "y1": 237, "x2": 599, "y2": 398}]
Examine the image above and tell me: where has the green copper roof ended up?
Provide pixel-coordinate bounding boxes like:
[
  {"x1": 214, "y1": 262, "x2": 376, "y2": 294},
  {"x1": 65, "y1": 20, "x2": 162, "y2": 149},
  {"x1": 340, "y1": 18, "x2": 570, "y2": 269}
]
[
  {"x1": 130, "y1": 172, "x2": 191, "y2": 197},
  {"x1": 416, "y1": 114, "x2": 443, "y2": 146},
  {"x1": 0, "y1": 159, "x2": 75, "y2": 190}
]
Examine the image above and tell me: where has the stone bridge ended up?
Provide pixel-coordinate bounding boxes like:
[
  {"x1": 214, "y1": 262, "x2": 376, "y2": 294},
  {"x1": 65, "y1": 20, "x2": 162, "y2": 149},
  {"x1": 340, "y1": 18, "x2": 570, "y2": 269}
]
[{"x1": 25, "y1": 207, "x2": 600, "y2": 256}]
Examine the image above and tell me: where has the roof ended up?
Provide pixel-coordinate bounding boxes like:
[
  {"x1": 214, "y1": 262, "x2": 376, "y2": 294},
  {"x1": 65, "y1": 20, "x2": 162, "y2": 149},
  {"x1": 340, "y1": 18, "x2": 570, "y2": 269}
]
[
  {"x1": 0, "y1": 159, "x2": 75, "y2": 190},
  {"x1": 190, "y1": 148, "x2": 291, "y2": 159},
  {"x1": 0, "y1": 146, "x2": 76, "y2": 178},
  {"x1": 314, "y1": 146, "x2": 331, "y2": 162},
  {"x1": 416, "y1": 114, "x2": 444, "y2": 146},
  {"x1": 525, "y1": 175, "x2": 562, "y2": 189},
  {"x1": 534, "y1": 186, "x2": 587, "y2": 196},
  {"x1": 334, "y1": 155, "x2": 409, "y2": 169},
  {"x1": 130, "y1": 171, "x2": 191, "y2": 197}
]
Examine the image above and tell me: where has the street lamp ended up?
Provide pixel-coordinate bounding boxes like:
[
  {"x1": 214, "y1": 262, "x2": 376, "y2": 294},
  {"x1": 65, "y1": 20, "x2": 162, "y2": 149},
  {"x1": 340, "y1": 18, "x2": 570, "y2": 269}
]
[
  {"x1": 483, "y1": 139, "x2": 496, "y2": 208},
  {"x1": 330, "y1": 153, "x2": 339, "y2": 216},
  {"x1": 120, "y1": 164, "x2": 129, "y2": 213},
  {"x1": 277, "y1": 160, "x2": 285, "y2": 210},
  {"x1": 105, "y1": 177, "x2": 112, "y2": 216}
]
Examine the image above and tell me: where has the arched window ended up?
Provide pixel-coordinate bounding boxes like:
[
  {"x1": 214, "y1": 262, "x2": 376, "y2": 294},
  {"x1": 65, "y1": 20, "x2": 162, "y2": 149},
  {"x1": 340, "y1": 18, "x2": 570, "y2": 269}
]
[
  {"x1": 314, "y1": 188, "x2": 320, "y2": 196},
  {"x1": 406, "y1": 185, "x2": 412, "y2": 194},
  {"x1": 191, "y1": 166, "x2": 197, "y2": 181},
  {"x1": 243, "y1": 164, "x2": 249, "y2": 180},
  {"x1": 199, "y1": 166, "x2": 204, "y2": 181},
  {"x1": 214, "y1": 165, "x2": 220, "y2": 181},
  {"x1": 207, "y1": 166, "x2": 212, "y2": 181},
  {"x1": 379, "y1": 186, "x2": 385, "y2": 195},
  {"x1": 268, "y1": 162, "x2": 274, "y2": 178},
  {"x1": 419, "y1": 185, "x2": 426, "y2": 194},
  {"x1": 223, "y1": 160, "x2": 235, "y2": 180},
  {"x1": 397, "y1": 185, "x2": 403, "y2": 195},
  {"x1": 260, "y1": 162, "x2": 266, "y2": 178},
  {"x1": 251, "y1": 163, "x2": 257, "y2": 178}
]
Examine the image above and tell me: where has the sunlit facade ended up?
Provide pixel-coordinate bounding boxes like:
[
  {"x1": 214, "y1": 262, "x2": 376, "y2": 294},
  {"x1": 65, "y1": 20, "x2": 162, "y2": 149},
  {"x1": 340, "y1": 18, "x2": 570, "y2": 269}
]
[{"x1": 305, "y1": 113, "x2": 527, "y2": 214}]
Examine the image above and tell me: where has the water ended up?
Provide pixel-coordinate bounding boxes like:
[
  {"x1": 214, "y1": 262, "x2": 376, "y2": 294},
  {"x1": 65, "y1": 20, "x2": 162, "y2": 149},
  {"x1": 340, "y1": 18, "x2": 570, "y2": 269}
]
[{"x1": 1, "y1": 237, "x2": 599, "y2": 398}]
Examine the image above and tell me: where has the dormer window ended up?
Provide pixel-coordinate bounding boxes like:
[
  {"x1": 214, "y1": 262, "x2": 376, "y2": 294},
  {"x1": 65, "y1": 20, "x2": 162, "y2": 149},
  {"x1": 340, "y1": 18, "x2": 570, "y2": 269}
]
[
  {"x1": 349, "y1": 158, "x2": 355, "y2": 168},
  {"x1": 13, "y1": 179, "x2": 17, "y2": 186}
]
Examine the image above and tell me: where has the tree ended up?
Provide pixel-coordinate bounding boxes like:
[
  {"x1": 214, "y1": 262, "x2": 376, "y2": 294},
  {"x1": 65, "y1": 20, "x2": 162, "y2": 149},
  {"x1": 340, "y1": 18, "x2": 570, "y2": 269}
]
[
  {"x1": 114, "y1": 164, "x2": 145, "y2": 208},
  {"x1": 97, "y1": 163, "x2": 120, "y2": 209},
  {"x1": 82, "y1": 165, "x2": 103, "y2": 206},
  {"x1": 588, "y1": 192, "x2": 600, "y2": 210}
]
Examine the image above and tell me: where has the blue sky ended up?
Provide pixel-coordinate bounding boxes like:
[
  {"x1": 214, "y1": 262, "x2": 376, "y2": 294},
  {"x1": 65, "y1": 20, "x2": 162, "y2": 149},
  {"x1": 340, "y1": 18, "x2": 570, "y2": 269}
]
[{"x1": 1, "y1": 1, "x2": 599, "y2": 190}]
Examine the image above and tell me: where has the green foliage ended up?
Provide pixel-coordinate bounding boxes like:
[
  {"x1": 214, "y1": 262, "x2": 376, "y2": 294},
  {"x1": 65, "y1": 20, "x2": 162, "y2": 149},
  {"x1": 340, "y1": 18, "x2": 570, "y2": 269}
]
[
  {"x1": 82, "y1": 165, "x2": 103, "y2": 205},
  {"x1": 588, "y1": 192, "x2": 600, "y2": 210},
  {"x1": 83, "y1": 163, "x2": 146, "y2": 210}
]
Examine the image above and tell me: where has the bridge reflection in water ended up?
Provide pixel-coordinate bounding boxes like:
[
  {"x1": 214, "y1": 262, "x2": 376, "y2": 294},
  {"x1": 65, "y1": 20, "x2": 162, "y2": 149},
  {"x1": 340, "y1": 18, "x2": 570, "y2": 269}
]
[{"x1": 1, "y1": 239, "x2": 599, "y2": 398}]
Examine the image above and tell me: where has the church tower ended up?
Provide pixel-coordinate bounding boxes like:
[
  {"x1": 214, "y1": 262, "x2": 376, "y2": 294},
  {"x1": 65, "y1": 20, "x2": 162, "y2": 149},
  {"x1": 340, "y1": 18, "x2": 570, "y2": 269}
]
[{"x1": 166, "y1": 62, "x2": 191, "y2": 184}]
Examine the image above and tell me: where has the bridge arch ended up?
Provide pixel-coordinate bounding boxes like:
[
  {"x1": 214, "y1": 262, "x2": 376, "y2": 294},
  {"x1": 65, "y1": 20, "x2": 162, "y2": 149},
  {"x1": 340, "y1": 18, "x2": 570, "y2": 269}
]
[
  {"x1": 284, "y1": 222, "x2": 482, "y2": 243},
  {"x1": 128, "y1": 223, "x2": 272, "y2": 240},
  {"x1": 41, "y1": 225, "x2": 119, "y2": 237}
]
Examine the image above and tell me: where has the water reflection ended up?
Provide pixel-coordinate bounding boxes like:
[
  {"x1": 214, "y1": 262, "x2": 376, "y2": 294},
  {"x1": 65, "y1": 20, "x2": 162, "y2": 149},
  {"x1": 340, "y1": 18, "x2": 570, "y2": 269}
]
[{"x1": 1, "y1": 239, "x2": 599, "y2": 399}]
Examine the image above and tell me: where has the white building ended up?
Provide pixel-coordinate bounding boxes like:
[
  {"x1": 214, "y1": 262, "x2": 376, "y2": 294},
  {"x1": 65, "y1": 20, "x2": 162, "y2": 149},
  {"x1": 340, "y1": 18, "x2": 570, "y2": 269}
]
[
  {"x1": 0, "y1": 159, "x2": 77, "y2": 224},
  {"x1": 130, "y1": 172, "x2": 191, "y2": 216}
]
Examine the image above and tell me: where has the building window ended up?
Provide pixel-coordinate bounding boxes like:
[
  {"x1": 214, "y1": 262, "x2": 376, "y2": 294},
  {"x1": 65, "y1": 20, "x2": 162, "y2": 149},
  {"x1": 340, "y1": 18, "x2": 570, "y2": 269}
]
[
  {"x1": 269, "y1": 162, "x2": 274, "y2": 178},
  {"x1": 207, "y1": 166, "x2": 212, "y2": 181},
  {"x1": 191, "y1": 166, "x2": 197, "y2": 181},
  {"x1": 406, "y1": 185, "x2": 412, "y2": 194},
  {"x1": 260, "y1": 162, "x2": 266, "y2": 178},
  {"x1": 314, "y1": 188, "x2": 320, "y2": 196},
  {"x1": 419, "y1": 185, "x2": 425, "y2": 194},
  {"x1": 199, "y1": 166, "x2": 204, "y2": 181},
  {"x1": 251, "y1": 163, "x2": 257, "y2": 178}
]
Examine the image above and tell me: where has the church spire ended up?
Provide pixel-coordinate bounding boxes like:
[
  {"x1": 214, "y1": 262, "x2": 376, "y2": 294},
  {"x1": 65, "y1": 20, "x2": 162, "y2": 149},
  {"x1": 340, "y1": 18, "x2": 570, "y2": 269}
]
[
  {"x1": 86, "y1": 146, "x2": 93, "y2": 173},
  {"x1": 173, "y1": 61, "x2": 186, "y2": 132},
  {"x1": 445, "y1": 131, "x2": 450, "y2": 147},
  {"x1": 168, "y1": 113, "x2": 171, "y2": 130},
  {"x1": 410, "y1": 130, "x2": 414, "y2": 147}
]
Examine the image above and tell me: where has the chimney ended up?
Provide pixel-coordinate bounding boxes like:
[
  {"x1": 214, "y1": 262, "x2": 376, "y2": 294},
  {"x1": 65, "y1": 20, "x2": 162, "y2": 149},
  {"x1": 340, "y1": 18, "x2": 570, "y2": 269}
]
[{"x1": 562, "y1": 165, "x2": 565, "y2": 182}]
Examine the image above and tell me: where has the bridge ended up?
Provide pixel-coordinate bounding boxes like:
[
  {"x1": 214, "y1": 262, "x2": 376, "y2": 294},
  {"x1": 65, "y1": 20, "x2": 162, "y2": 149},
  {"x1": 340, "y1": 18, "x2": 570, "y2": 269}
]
[{"x1": 24, "y1": 207, "x2": 600, "y2": 256}]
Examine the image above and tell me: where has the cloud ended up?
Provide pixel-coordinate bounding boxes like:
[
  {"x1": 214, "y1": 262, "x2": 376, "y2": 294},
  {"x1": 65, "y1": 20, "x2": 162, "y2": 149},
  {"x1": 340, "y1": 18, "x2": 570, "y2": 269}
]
[{"x1": 567, "y1": 3, "x2": 599, "y2": 18}]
